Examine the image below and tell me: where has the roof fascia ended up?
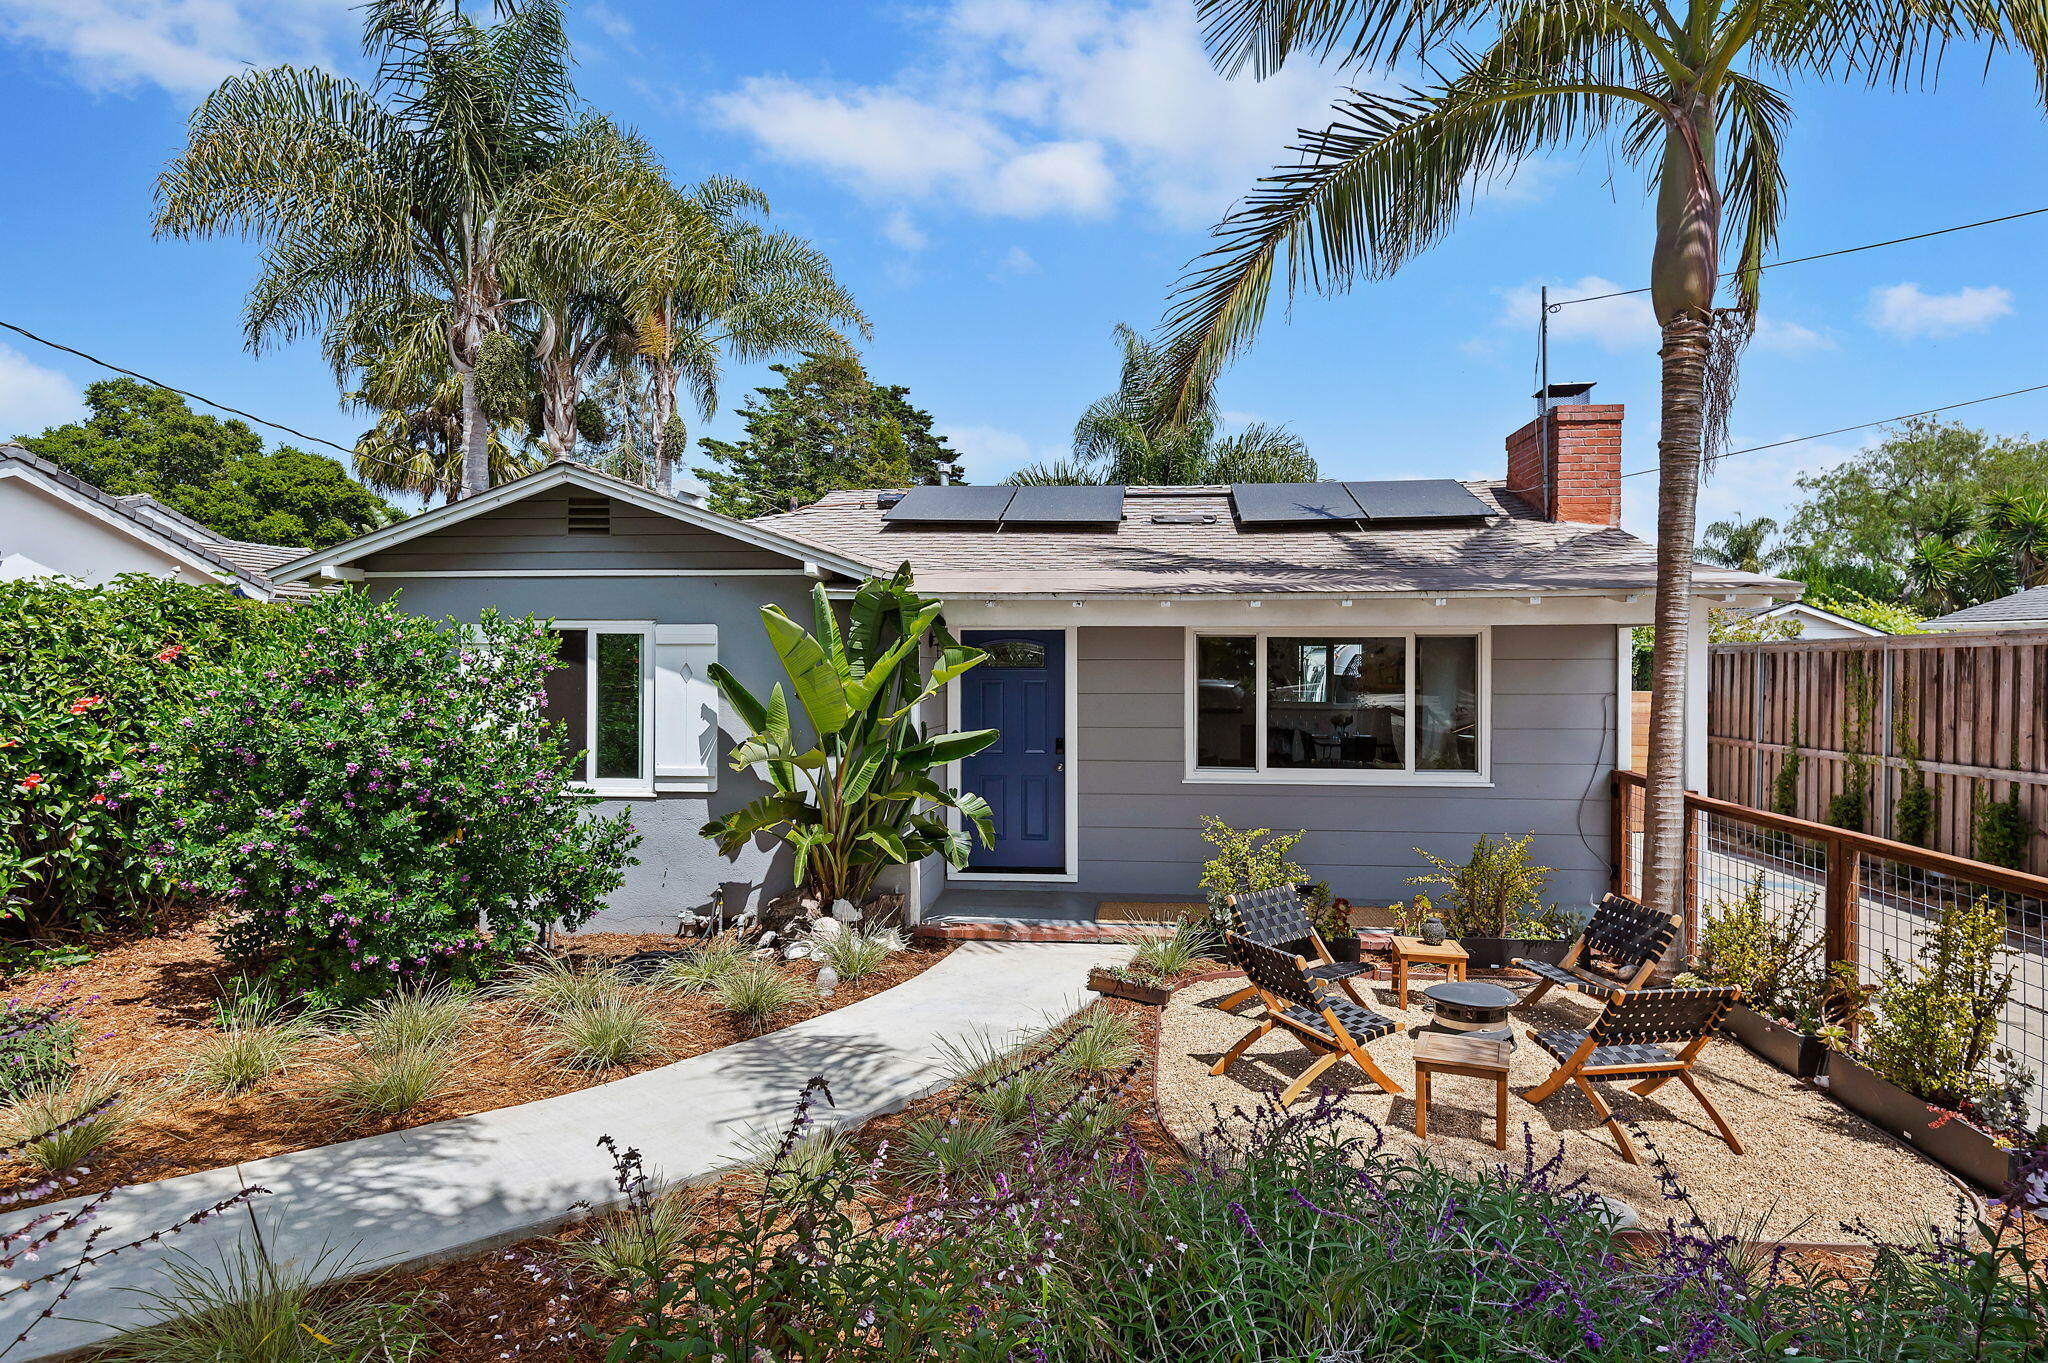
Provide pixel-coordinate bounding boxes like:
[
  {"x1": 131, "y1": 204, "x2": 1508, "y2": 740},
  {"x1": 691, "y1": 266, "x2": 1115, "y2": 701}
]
[{"x1": 0, "y1": 465, "x2": 273, "y2": 595}]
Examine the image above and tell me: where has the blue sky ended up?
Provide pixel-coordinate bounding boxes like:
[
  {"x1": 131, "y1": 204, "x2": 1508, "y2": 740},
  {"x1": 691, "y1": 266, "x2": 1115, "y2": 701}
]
[{"x1": 3, "y1": 1, "x2": 2047, "y2": 540}]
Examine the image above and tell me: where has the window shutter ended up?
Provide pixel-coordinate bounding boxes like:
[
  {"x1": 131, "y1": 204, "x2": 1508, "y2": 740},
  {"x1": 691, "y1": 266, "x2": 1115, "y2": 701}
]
[{"x1": 654, "y1": 624, "x2": 718, "y2": 786}]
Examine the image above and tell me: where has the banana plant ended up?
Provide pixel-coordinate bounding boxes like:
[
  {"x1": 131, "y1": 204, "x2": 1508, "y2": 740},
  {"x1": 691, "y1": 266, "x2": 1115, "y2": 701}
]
[{"x1": 701, "y1": 565, "x2": 997, "y2": 903}]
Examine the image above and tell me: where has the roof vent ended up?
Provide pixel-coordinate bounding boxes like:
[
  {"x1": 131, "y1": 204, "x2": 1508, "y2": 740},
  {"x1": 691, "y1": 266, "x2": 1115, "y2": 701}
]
[
  {"x1": 1150, "y1": 512, "x2": 1217, "y2": 525},
  {"x1": 567, "y1": 495, "x2": 611, "y2": 536},
  {"x1": 1535, "y1": 381, "x2": 1596, "y2": 409},
  {"x1": 876, "y1": 490, "x2": 907, "y2": 509}
]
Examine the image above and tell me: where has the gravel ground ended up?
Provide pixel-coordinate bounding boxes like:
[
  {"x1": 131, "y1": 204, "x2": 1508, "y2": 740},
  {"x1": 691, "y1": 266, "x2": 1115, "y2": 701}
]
[{"x1": 1159, "y1": 977, "x2": 1977, "y2": 1243}]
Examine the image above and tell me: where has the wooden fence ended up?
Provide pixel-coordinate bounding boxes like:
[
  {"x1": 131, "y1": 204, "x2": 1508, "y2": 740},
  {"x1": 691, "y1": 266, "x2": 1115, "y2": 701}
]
[{"x1": 1707, "y1": 631, "x2": 2048, "y2": 877}]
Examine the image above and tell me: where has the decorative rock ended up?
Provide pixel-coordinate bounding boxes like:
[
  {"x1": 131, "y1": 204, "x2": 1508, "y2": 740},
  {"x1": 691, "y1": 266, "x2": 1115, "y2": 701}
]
[
  {"x1": 782, "y1": 943, "x2": 813, "y2": 961},
  {"x1": 758, "y1": 929, "x2": 779, "y2": 948},
  {"x1": 816, "y1": 965, "x2": 839, "y2": 998},
  {"x1": 831, "y1": 898, "x2": 863, "y2": 923},
  {"x1": 800, "y1": 897, "x2": 821, "y2": 913},
  {"x1": 809, "y1": 917, "x2": 845, "y2": 941},
  {"x1": 1588, "y1": 1194, "x2": 1640, "y2": 1231}
]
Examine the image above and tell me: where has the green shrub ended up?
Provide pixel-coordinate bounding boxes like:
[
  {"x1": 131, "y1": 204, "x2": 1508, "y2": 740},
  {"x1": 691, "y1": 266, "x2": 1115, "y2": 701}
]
[
  {"x1": 495, "y1": 957, "x2": 624, "y2": 1018},
  {"x1": 350, "y1": 983, "x2": 472, "y2": 1056},
  {"x1": 715, "y1": 961, "x2": 804, "y2": 1033},
  {"x1": 0, "y1": 574, "x2": 273, "y2": 934},
  {"x1": 185, "y1": 1013, "x2": 325, "y2": 1096},
  {"x1": 1973, "y1": 786, "x2": 2033, "y2": 870},
  {"x1": 808, "y1": 926, "x2": 902, "y2": 982},
  {"x1": 0, "y1": 987, "x2": 84, "y2": 1100},
  {"x1": 3, "y1": 1070, "x2": 145, "y2": 1173},
  {"x1": 1126, "y1": 918, "x2": 1216, "y2": 979},
  {"x1": 1054, "y1": 1006, "x2": 1142, "y2": 1078},
  {"x1": 1684, "y1": 872, "x2": 1819, "y2": 1014},
  {"x1": 653, "y1": 935, "x2": 752, "y2": 993},
  {"x1": 559, "y1": 1190, "x2": 697, "y2": 1283},
  {"x1": 323, "y1": 1041, "x2": 460, "y2": 1120},
  {"x1": 542, "y1": 992, "x2": 663, "y2": 1069},
  {"x1": 1865, "y1": 894, "x2": 2015, "y2": 1110},
  {"x1": 1771, "y1": 719, "x2": 1803, "y2": 818},
  {"x1": 730, "y1": 1122, "x2": 861, "y2": 1203},
  {"x1": 1196, "y1": 818, "x2": 1308, "y2": 913},
  {"x1": 120, "y1": 592, "x2": 639, "y2": 1006},
  {"x1": 1407, "y1": 832, "x2": 1556, "y2": 939},
  {"x1": 101, "y1": 1243, "x2": 427, "y2": 1363},
  {"x1": 898, "y1": 1113, "x2": 1011, "y2": 1192}
]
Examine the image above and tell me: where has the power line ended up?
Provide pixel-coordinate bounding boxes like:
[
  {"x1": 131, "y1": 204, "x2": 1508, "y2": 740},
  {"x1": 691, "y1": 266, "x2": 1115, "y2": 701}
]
[
  {"x1": 0, "y1": 318, "x2": 363, "y2": 459},
  {"x1": 1550, "y1": 205, "x2": 2048, "y2": 310},
  {"x1": 1616, "y1": 379, "x2": 2048, "y2": 479}
]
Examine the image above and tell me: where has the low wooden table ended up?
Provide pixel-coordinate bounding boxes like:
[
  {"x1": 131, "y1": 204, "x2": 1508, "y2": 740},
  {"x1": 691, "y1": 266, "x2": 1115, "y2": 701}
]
[
  {"x1": 1390, "y1": 935, "x2": 1469, "y2": 1008},
  {"x1": 1413, "y1": 1032, "x2": 1512, "y2": 1150}
]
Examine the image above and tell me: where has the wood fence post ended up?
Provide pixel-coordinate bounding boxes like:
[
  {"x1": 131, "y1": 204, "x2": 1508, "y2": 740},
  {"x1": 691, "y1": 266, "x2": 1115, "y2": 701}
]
[
  {"x1": 1610, "y1": 771, "x2": 1629, "y2": 898},
  {"x1": 1679, "y1": 798, "x2": 1699, "y2": 957},
  {"x1": 1824, "y1": 833, "x2": 1860, "y2": 974}
]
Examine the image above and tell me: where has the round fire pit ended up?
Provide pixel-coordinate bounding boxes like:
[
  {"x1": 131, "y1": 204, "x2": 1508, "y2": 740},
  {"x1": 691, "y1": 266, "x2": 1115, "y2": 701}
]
[{"x1": 1421, "y1": 979, "x2": 1519, "y2": 1047}]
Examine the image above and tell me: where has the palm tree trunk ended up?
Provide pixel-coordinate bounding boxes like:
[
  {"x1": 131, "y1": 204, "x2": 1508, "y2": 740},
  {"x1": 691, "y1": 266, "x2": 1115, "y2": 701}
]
[
  {"x1": 649, "y1": 360, "x2": 678, "y2": 495},
  {"x1": 458, "y1": 362, "x2": 489, "y2": 500},
  {"x1": 1640, "y1": 314, "x2": 1711, "y2": 927}
]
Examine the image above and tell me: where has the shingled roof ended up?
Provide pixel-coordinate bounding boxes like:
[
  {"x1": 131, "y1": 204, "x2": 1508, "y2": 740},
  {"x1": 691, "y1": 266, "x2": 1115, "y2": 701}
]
[
  {"x1": 1921, "y1": 584, "x2": 2048, "y2": 632},
  {"x1": 753, "y1": 483, "x2": 1796, "y2": 599}
]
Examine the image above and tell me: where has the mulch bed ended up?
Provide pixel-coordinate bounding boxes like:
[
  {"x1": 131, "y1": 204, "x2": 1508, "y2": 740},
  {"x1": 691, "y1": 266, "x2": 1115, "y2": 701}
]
[{"x1": 3, "y1": 915, "x2": 951, "y2": 1206}]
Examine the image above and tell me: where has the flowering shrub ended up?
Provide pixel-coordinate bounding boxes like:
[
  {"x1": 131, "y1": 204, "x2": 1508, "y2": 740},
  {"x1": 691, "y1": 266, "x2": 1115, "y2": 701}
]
[
  {"x1": 120, "y1": 591, "x2": 638, "y2": 1005},
  {"x1": 0, "y1": 574, "x2": 272, "y2": 935}
]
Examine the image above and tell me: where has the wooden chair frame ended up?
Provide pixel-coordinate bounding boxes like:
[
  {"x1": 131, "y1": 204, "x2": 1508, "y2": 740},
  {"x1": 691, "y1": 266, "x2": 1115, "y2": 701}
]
[
  {"x1": 1214, "y1": 886, "x2": 1370, "y2": 1013},
  {"x1": 1521, "y1": 986, "x2": 1743, "y2": 1165},
  {"x1": 1517, "y1": 892, "x2": 1678, "y2": 1006},
  {"x1": 1212, "y1": 932, "x2": 1403, "y2": 1106}
]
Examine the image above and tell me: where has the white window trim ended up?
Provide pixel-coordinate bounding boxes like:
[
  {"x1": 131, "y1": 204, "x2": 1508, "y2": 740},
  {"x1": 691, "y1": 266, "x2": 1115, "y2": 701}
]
[
  {"x1": 945, "y1": 624, "x2": 1081, "y2": 884},
  {"x1": 1181, "y1": 625, "x2": 1492, "y2": 786},
  {"x1": 549, "y1": 619, "x2": 657, "y2": 797}
]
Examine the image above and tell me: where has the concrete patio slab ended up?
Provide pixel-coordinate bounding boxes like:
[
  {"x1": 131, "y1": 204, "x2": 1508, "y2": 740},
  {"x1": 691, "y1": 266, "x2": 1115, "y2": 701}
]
[{"x1": 0, "y1": 940, "x2": 1121, "y2": 1360}]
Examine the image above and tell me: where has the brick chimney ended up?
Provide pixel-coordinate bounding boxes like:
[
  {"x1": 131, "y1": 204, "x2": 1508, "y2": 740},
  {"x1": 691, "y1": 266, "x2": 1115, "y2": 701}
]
[{"x1": 1504, "y1": 382, "x2": 1622, "y2": 526}]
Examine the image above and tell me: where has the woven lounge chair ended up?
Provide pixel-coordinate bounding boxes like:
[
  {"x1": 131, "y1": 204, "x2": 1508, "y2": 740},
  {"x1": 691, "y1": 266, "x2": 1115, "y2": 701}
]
[
  {"x1": 1515, "y1": 892, "x2": 1679, "y2": 1004},
  {"x1": 1213, "y1": 885, "x2": 1373, "y2": 1013},
  {"x1": 1211, "y1": 931, "x2": 1403, "y2": 1106},
  {"x1": 1521, "y1": 985, "x2": 1743, "y2": 1164}
]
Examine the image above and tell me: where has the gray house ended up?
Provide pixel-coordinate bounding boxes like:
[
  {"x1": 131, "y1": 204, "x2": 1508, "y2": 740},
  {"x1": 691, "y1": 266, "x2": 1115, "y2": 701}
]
[{"x1": 272, "y1": 392, "x2": 1791, "y2": 932}]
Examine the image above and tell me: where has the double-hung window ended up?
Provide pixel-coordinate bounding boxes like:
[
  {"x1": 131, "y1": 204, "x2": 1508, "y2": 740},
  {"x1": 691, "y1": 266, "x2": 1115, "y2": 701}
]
[
  {"x1": 1189, "y1": 630, "x2": 1487, "y2": 782},
  {"x1": 541, "y1": 622, "x2": 656, "y2": 794}
]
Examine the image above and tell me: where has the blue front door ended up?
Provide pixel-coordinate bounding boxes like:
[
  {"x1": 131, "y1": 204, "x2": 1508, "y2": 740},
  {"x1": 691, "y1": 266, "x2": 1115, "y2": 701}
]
[{"x1": 960, "y1": 630, "x2": 1066, "y2": 873}]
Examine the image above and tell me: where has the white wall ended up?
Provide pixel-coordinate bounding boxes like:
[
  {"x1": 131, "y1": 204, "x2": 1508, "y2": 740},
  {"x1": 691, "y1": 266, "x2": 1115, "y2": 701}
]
[{"x1": 0, "y1": 476, "x2": 219, "y2": 587}]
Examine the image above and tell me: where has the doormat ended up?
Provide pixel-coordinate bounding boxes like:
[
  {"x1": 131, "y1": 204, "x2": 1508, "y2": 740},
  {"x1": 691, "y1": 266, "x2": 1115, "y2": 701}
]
[{"x1": 1096, "y1": 901, "x2": 1204, "y2": 927}]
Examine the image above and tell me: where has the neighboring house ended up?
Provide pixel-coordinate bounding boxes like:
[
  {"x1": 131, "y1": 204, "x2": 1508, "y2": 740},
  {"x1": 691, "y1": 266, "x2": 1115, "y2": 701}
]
[
  {"x1": 1920, "y1": 584, "x2": 2048, "y2": 633},
  {"x1": 0, "y1": 442, "x2": 315, "y2": 600},
  {"x1": 1731, "y1": 600, "x2": 1888, "y2": 639},
  {"x1": 269, "y1": 393, "x2": 1794, "y2": 932}
]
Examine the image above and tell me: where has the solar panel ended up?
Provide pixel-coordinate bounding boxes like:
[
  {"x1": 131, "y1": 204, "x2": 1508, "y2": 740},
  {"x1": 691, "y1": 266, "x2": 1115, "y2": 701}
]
[
  {"x1": 1002, "y1": 485, "x2": 1126, "y2": 525},
  {"x1": 884, "y1": 485, "x2": 1015, "y2": 523},
  {"x1": 1229, "y1": 482, "x2": 1366, "y2": 525},
  {"x1": 1344, "y1": 479, "x2": 1494, "y2": 521}
]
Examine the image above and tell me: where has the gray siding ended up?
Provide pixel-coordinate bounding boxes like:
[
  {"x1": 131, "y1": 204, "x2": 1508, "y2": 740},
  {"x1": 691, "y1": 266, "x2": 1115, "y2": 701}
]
[
  {"x1": 361, "y1": 488, "x2": 800, "y2": 573},
  {"x1": 369, "y1": 574, "x2": 806, "y2": 933},
  {"x1": 959, "y1": 624, "x2": 1616, "y2": 911}
]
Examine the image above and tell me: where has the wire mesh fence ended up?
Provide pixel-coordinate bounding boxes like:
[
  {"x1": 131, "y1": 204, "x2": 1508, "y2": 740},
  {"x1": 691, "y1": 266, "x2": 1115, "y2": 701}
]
[{"x1": 1616, "y1": 770, "x2": 2048, "y2": 1131}]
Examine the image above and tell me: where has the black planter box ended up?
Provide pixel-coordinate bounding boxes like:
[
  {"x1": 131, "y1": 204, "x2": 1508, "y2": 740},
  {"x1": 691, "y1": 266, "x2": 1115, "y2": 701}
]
[
  {"x1": 1328, "y1": 935, "x2": 1363, "y2": 963},
  {"x1": 1462, "y1": 936, "x2": 1571, "y2": 971},
  {"x1": 1721, "y1": 1002, "x2": 1829, "y2": 1079},
  {"x1": 1821, "y1": 1053, "x2": 2021, "y2": 1194}
]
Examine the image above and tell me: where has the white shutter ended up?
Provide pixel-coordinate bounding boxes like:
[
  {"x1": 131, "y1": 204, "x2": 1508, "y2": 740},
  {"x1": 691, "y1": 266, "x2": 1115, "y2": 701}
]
[{"x1": 654, "y1": 624, "x2": 718, "y2": 789}]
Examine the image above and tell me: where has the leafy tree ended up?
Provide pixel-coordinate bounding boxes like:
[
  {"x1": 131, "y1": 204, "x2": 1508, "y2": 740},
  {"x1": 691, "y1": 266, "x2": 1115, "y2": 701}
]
[
  {"x1": 1697, "y1": 515, "x2": 1779, "y2": 574},
  {"x1": 1809, "y1": 591, "x2": 1924, "y2": 635},
  {"x1": 1008, "y1": 324, "x2": 1314, "y2": 486},
  {"x1": 1786, "y1": 419, "x2": 2048, "y2": 567},
  {"x1": 1153, "y1": 1, "x2": 2038, "y2": 920},
  {"x1": 16, "y1": 379, "x2": 397, "y2": 547},
  {"x1": 694, "y1": 355, "x2": 963, "y2": 518}
]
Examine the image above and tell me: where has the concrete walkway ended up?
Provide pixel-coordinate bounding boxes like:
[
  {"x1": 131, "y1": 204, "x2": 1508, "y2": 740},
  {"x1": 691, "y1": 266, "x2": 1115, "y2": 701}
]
[{"x1": 0, "y1": 940, "x2": 1120, "y2": 1359}]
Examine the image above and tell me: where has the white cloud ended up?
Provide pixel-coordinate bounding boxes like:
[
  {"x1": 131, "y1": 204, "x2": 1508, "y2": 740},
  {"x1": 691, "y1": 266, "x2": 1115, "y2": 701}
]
[
  {"x1": 0, "y1": 344, "x2": 84, "y2": 437},
  {"x1": 583, "y1": 2, "x2": 633, "y2": 42},
  {"x1": 936, "y1": 423, "x2": 1068, "y2": 481},
  {"x1": 1498, "y1": 276, "x2": 1657, "y2": 353},
  {"x1": 710, "y1": 0, "x2": 1353, "y2": 226},
  {"x1": 0, "y1": 0, "x2": 355, "y2": 96},
  {"x1": 1753, "y1": 316, "x2": 1832, "y2": 354},
  {"x1": 881, "y1": 210, "x2": 929, "y2": 253},
  {"x1": 1619, "y1": 437, "x2": 1862, "y2": 542},
  {"x1": 1866, "y1": 282, "x2": 2014, "y2": 340},
  {"x1": 992, "y1": 245, "x2": 1041, "y2": 278}
]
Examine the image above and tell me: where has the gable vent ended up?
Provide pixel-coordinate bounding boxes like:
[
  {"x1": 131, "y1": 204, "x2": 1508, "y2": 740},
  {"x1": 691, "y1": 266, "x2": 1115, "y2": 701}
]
[{"x1": 566, "y1": 495, "x2": 611, "y2": 536}]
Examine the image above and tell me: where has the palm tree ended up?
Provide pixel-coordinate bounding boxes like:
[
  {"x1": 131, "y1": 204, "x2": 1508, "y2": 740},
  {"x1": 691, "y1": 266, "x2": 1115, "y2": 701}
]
[
  {"x1": 1985, "y1": 486, "x2": 2048, "y2": 587},
  {"x1": 1697, "y1": 515, "x2": 1778, "y2": 574},
  {"x1": 1009, "y1": 324, "x2": 1316, "y2": 485},
  {"x1": 560, "y1": 174, "x2": 869, "y2": 492},
  {"x1": 1158, "y1": 0, "x2": 2033, "y2": 919},
  {"x1": 155, "y1": 0, "x2": 585, "y2": 500},
  {"x1": 1906, "y1": 535, "x2": 1967, "y2": 613}
]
